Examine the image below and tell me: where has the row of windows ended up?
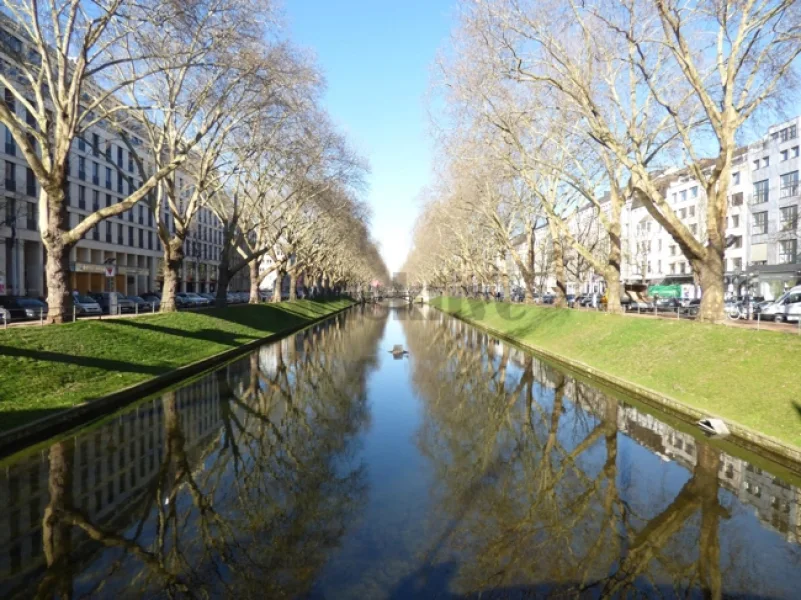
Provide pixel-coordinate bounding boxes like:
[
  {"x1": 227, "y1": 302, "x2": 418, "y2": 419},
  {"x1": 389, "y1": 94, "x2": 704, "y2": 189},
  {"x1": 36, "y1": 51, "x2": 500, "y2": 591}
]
[
  {"x1": 752, "y1": 146, "x2": 800, "y2": 171},
  {"x1": 752, "y1": 207, "x2": 798, "y2": 235},
  {"x1": 751, "y1": 172, "x2": 800, "y2": 204}
]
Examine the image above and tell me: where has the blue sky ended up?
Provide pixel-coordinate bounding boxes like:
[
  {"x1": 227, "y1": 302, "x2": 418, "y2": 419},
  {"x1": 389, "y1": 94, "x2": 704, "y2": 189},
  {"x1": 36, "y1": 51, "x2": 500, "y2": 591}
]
[{"x1": 285, "y1": 0, "x2": 455, "y2": 275}]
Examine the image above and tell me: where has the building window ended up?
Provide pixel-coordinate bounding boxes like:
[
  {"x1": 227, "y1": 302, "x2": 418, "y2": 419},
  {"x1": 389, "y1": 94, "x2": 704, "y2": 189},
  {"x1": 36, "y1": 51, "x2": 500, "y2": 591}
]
[
  {"x1": 128, "y1": 226, "x2": 134, "y2": 246},
  {"x1": 117, "y1": 223, "x2": 123, "y2": 245},
  {"x1": 782, "y1": 149, "x2": 789, "y2": 161},
  {"x1": 670, "y1": 245, "x2": 677, "y2": 256},
  {"x1": 691, "y1": 186, "x2": 698, "y2": 198},
  {"x1": 753, "y1": 159, "x2": 760, "y2": 170},
  {"x1": 670, "y1": 263, "x2": 676, "y2": 274},
  {"x1": 763, "y1": 156, "x2": 770, "y2": 168},
  {"x1": 148, "y1": 231, "x2": 153, "y2": 250},
  {"x1": 138, "y1": 228, "x2": 144, "y2": 248},
  {"x1": 690, "y1": 223, "x2": 698, "y2": 235},
  {"x1": 92, "y1": 133, "x2": 100, "y2": 157},
  {"x1": 78, "y1": 156, "x2": 85, "y2": 180},
  {"x1": 128, "y1": 208, "x2": 134, "y2": 222},
  {"x1": 92, "y1": 189, "x2": 99, "y2": 211},
  {"x1": 78, "y1": 136, "x2": 86, "y2": 152},
  {"x1": 680, "y1": 190, "x2": 687, "y2": 202},
  {"x1": 794, "y1": 146, "x2": 800, "y2": 158},
  {"x1": 780, "y1": 205, "x2": 798, "y2": 232},
  {"x1": 752, "y1": 180, "x2": 769, "y2": 205},
  {"x1": 753, "y1": 211, "x2": 768, "y2": 235},
  {"x1": 731, "y1": 214, "x2": 740, "y2": 228},
  {"x1": 78, "y1": 185, "x2": 86, "y2": 209},
  {"x1": 117, "y1": 146, "x2": 124, "y2": 167},
  {"x1": 26, "y1": 167, "x2": 36, "y2": 197},
  {"x1": 780, "y1": 171, "x2": 798, "y2": 198},
  {"x1": 680, "y1": 262, "x2": 686, "y2": 274},
  {"x1": 92, "y1": 225, "x2": 99, "y2": 241},
  {"x1": 778, "y1": 124, "x2": 798, "y2": 142},
  {"x1": 679, "y1": 207, "x2": 687, "y2": 219},
  {"x1": 26, "y1": 201, "x2": 35, "y2": 230},
  {"x1": 733, "y1": 172, "x2": 740, "y2": 185},
  {"x1": 730, "y1": 192, "x2": 743, "y2": 206},
  {"x1": 779, "y1": 239, "x2": 797, "y2": 264},
  {"x1": 138, "y1": 204, "x2": 144, "y2": 225},
  {"x1": 105, "y1": 167, "x2": 112, "y2": 190},
  {"x1": 689, "y1": 206, "x2": 695, "y2": 217},
  {"x1": 731, "y1": 236, "x2": 743, "y2": 249},
  {"x1": 733, "y1": 257, "x2": 742, "y2": 271},
  {"x1": 5, "y1": 197, "x2": 15, "y2": 224},
  {"x1": 117, "y1": 173, "x2": 124, "y2": 194},
  {"x1": 106, "y1": 193, "x2": 112, "y2": 208},
  {"x1": 92, "y1": 161, "x2": 99, "y2": 185},
  {"x1": 106, "y1": 224, "x2": 112, "y2": 243},
  {"x1": 5, "y1": 127, "x2": 16, "y2": 156}
]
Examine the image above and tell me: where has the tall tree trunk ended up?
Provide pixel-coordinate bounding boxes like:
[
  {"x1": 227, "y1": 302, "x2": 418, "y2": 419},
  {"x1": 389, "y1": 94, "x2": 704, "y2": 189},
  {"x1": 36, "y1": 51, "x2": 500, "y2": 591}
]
[
  {"x1": 695, "y1": 248, "x2": 726, "y2": 324},
  {"x1": 160, "y1": 239, "x2": 185, "y2": 312},
  {"x1": 215, "y1": 243, "x2": 232, "y2": 308},
  {"x1": 248, "y1": 259, "x2": 259, "y2": 304},
  {"x1": 500, "y1": 252, "x2": 511, "y2": 300},
  {"x1": 548, "y1": 218, "x2": 568, "y2": 307},
  {"x1": 273, "y1": 268, "x2": 285, "y2": 302},
  {"x1": 605, "y1": 196, "x2": 624, "y2": 314},
  {"x1": 215, "y1": 263, "x2": 230, "y2": 308},
  {"x1": 289, "y1": 270, "x2": 297, "y2": 301},
  {"x1": 41, "y1": 187, "x2": 74, "y2": 324}
]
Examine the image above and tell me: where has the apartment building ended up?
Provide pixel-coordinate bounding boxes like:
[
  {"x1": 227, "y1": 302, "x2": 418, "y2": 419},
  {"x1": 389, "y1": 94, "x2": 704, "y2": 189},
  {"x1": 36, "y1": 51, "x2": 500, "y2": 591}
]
[
  {"x1": 0, "y1": 21, "x2": 248, "y2": 299},
  {"x1": 746, "y1": 118, "x2": 801, "y2": 299},
  {"x1": 621, "y1": 117, "x2": 801, "y2": 300}
]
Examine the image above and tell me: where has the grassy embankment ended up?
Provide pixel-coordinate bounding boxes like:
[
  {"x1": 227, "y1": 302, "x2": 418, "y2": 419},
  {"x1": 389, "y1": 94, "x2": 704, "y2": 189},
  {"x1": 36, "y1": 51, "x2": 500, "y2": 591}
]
[
  {"x1": 431, "y1": 297, "x2": 801, "y2": 449},
  {"x1": 0, "y1": 299, "x2": 352, "y2": 431}
]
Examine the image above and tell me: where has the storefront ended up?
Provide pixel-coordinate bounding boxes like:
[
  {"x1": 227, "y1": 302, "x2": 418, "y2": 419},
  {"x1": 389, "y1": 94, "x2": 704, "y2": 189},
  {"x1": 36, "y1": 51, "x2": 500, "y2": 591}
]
[
  {"x1": 70, "y1": 262, "x2": 125, "y2": 294},
  {"x1": 749, "y1": 264, "x2": 801, "y2": 300}
]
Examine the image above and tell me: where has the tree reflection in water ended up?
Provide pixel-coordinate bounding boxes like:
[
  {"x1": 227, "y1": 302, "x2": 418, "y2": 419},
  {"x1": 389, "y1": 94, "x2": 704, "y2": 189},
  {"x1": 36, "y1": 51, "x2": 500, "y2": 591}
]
[
  {"x1": 3, "y1": 305, "x2": 387, "y2": 600},
  {"x1": 399, "y1": 305, "x2": 798, "y2": 599}
]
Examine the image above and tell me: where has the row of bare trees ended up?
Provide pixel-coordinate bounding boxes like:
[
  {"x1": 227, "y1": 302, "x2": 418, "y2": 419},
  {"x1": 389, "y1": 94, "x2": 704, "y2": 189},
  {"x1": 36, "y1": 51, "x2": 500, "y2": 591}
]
[
  {"x1": 402, "y1": 0, "x2": 801, "y2": 322},
  {"x1": 0, "y1": 0, "x2": 387, "y2": 322}
]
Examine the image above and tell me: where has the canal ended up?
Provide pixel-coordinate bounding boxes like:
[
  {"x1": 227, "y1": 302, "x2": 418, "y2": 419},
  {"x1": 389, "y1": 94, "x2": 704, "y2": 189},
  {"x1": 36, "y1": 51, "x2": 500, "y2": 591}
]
[{"x1": 1, "y1": 304, "x2": 801, "y2": 598}]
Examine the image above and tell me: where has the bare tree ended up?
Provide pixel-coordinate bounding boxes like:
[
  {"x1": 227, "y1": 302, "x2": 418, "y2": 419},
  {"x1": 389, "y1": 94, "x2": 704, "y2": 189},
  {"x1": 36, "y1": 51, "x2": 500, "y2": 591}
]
[{"x1": 0, "y1": 1, "x2": 204, "y2": 322}]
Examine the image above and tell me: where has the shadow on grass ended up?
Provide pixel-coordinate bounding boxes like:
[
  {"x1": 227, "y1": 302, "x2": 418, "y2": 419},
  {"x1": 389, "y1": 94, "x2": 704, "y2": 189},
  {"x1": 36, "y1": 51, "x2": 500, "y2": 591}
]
[
  {"x1": 0, "y1": 407, "x2": 69, "y2": 433},
  {"x1": 794, "y1": 402, "x2": 801, "y2": 422},
  {"x1": 0, "y1": 345, "x2": 170, "y2": 376}
]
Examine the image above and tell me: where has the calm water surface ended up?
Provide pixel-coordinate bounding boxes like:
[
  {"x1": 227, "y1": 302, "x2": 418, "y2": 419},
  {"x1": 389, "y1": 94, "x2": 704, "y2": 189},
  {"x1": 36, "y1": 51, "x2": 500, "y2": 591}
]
[{"x1": 1, "y1": 304, "x2": 801, "y2": 599}]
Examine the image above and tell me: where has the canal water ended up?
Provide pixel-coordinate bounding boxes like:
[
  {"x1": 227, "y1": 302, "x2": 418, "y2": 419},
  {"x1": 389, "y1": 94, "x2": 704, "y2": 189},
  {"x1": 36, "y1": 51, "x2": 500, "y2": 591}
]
[{"x1": 1, "y1": 304, "x2": 801, "y2": 599}]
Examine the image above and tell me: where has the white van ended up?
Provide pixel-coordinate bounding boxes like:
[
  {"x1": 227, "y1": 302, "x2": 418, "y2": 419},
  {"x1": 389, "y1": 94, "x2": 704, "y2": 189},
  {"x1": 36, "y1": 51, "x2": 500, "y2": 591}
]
[{"x1": 770, "y1": 286, "x2": 801, "y2": 323}]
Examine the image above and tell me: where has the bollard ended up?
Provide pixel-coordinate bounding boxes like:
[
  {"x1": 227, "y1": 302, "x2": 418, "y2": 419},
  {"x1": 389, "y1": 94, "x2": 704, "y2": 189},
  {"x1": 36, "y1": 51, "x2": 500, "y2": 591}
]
[
  {"x1": 677, "y1": 307, "x2": 680, "y2": 319},
  {"x1": 3, "y1": 312, "x2": 6, "y2": 330},
  {"x1": 73, "y1": 304, "x2": 77, "y2": 322},
  {"x1": 757, "y1": 312, "x2": 760, "y2": 331},
  {"x1": 40, "y1": 311, "x2": 44, "y2": 326},
  {"x1": 152, "y1": 303, "x2": 156, "y2": 314},
  {"x1": 135, "y1": 303, "x2": 139, "y2": 316}
]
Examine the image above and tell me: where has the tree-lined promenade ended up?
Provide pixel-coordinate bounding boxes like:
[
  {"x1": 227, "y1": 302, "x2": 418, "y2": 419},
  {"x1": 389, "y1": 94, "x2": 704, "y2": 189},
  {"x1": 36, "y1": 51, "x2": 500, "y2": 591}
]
[
  {"x1": 403, "y1": 0, "x2": 801, "y2": 323},
  {"x1": 0, "y1": 0, "x2": 387, "y2": 323}
]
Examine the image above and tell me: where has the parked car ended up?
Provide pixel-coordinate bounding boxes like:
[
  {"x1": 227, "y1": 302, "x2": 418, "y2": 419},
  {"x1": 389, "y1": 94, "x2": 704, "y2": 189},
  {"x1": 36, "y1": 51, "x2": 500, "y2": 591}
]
[
  {"x1": 127, "y1": 295, "x2": 153, "y2": 312},
  {"x1": 0, "y1": 296, "x2": 47, "y2": 321},
  {"x1": 684, "y1": 299, "x2": 702, "y2": 316},
  {"x1": 198, "y1": 293, "x2": 217, "y2": 304},
  {"x1": 655, "y1": 298, "x2": 683, "y2": 311},
  {"x1": 542, "y1": 293, "x2": 556, "y2": 305},
  {"x1": 175, "y1": 292, "x2": 208, "y2": 308},
  {"x1": 89, "y1": 292, "x2": 135, "y2": 315},
  {"x1": 770, "y1": 286, "x2": 801, "y2": 323},
  {"x1": 73, "y1": 294, "x2": 102, "y2": 316},
  {"x1": 141, "y1": 294, "x2": 161, "y2": 310},
  {"x1": 566, "y1": 294, "x2": 576, "y2": 308}
]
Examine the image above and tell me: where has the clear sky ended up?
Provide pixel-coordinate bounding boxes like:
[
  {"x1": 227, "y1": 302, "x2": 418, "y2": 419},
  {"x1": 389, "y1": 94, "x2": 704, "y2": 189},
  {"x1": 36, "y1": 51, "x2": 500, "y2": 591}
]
[{"x1": 284, "y1": 0, "x2": 455, "y2": 276}]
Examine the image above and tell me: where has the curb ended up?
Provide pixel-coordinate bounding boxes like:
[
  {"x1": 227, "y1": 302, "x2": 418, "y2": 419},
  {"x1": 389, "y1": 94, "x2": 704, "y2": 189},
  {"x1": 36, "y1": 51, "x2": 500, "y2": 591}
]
[
  {"x1": 0, "y1": 302, "x2": 354, "y2": 458},
  {"x1": 433, "y1": 304, "x2": 801, "y2": 475}
]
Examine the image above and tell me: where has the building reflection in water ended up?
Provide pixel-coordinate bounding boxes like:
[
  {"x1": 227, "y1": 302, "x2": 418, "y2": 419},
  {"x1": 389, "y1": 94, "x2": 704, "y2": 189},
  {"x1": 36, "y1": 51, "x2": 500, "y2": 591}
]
[
  {"x1": 399, "y1": 304, "x2": 801, "y2": 599},
  {"x1": 0, "y1": 305, "x2": 387, "y2": 599}
]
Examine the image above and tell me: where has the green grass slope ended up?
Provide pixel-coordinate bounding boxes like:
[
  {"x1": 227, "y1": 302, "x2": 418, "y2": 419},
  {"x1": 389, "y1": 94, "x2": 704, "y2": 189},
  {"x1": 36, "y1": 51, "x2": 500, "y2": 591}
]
[{"x1": 0, "y1": 299, "x2": 352, "y2": 431}]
